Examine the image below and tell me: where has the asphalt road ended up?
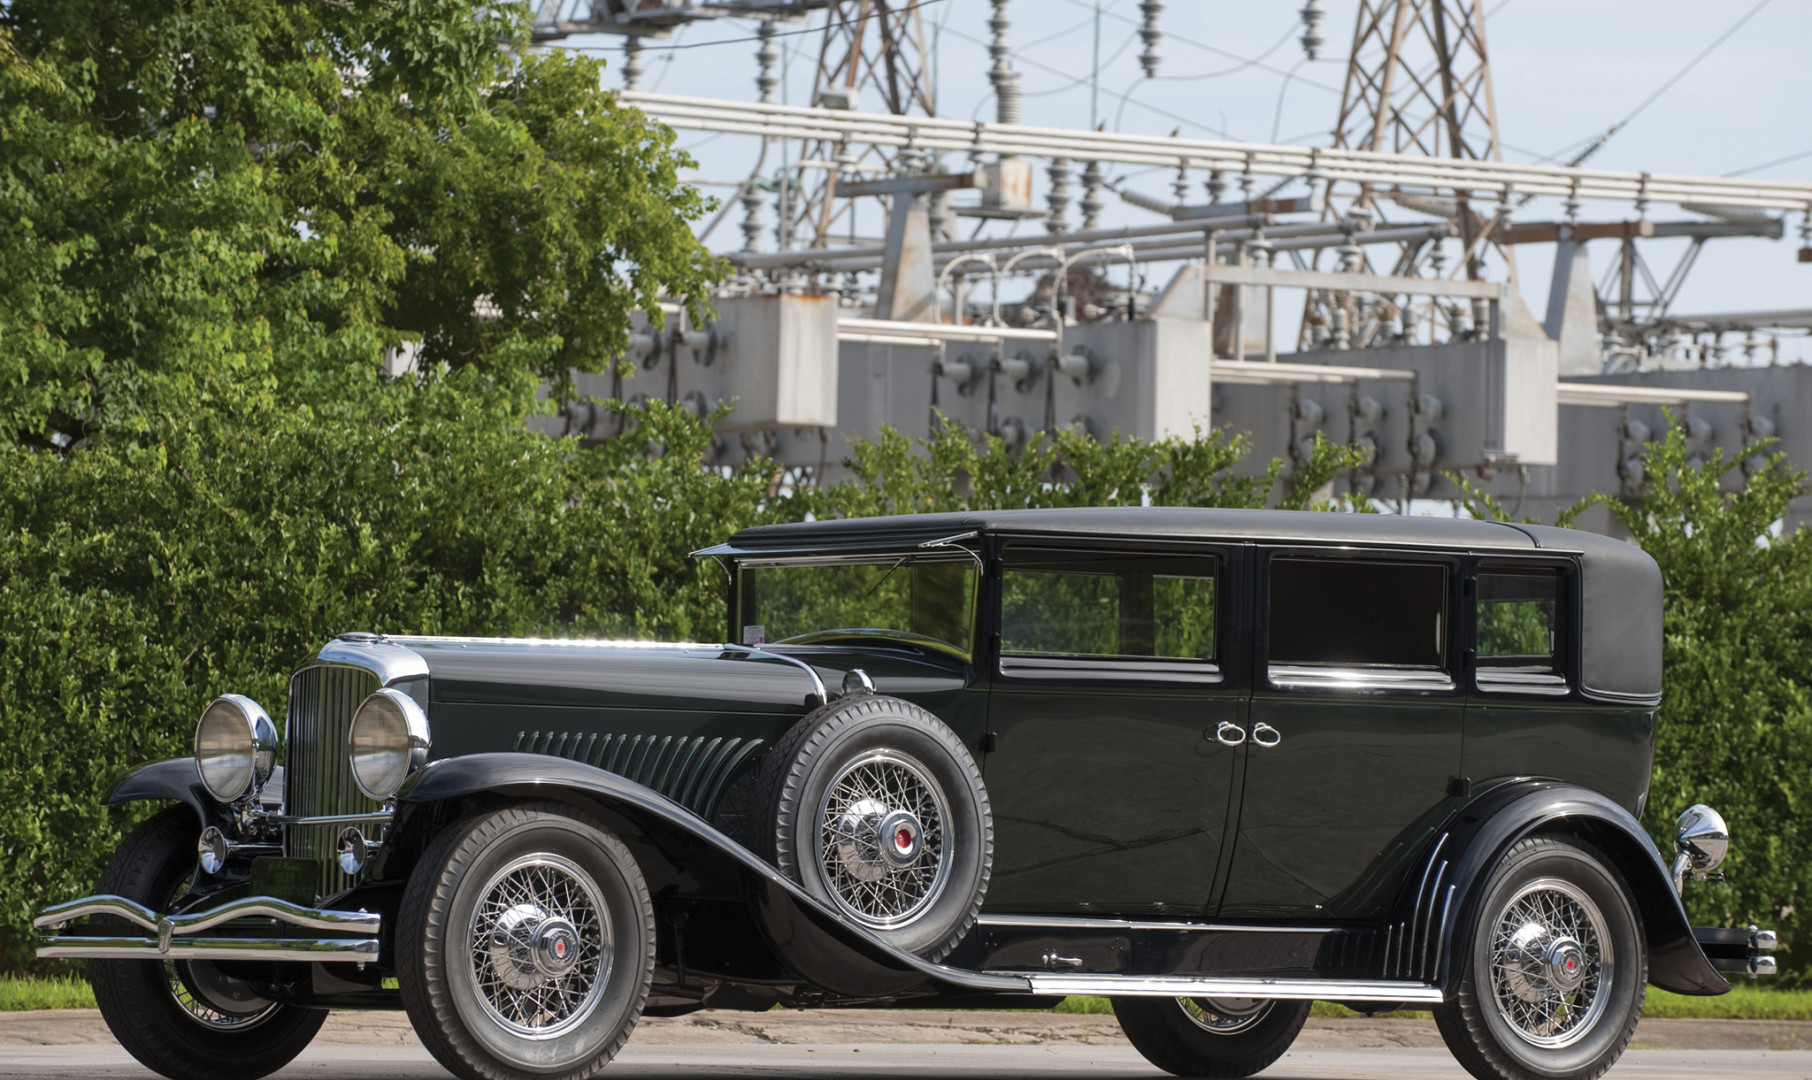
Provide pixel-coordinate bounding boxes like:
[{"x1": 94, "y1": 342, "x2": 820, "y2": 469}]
[{"x1": 1, "y1": 1043, "x2": 1808, "y2": 1079}]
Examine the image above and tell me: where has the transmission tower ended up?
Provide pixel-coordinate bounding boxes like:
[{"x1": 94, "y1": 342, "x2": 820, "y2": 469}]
[
  {"x1": 780, "y1": 0, "x2": 937, "y2": 251},
  {"x1": 1303, "y1": 0, "x2": 1509, "y2": 347}
]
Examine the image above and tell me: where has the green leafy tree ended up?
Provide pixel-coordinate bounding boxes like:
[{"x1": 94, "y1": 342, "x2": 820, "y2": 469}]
[
  {"x1": 0, "y1": 0, "x2": 721, "y2": 447},
  {"x1": 1461, "y1": 422, "x2": 1812, "y2": 980}
]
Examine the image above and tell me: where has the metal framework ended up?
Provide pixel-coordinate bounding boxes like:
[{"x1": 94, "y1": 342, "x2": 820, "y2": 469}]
[
  {"x1": 782, "y1": 0, "x2": 937, "y2": 250},
  {"x1": 1305, "y1": 0, "x2": 1506, "y2": 346},
  {"x1": 621, "y1": 93, "x2": 1812, "y2": 213}
]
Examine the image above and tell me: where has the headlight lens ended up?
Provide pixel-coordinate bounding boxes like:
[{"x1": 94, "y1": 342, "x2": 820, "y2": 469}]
[
  {"x1": 348, "y1": 688, "x2": 431, "y2": 800},
  {"x1": 194, "y1": 695, "x2": 278, "y2": 803}
]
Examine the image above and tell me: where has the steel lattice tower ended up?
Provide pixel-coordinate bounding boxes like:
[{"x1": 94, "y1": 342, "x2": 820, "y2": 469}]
[
  {"x1": 782, "y1": 0, "x2": 937, "y2": 251},
  {"x1": 1304, "y1": 0, "x2": 1509, "y2": 347}
]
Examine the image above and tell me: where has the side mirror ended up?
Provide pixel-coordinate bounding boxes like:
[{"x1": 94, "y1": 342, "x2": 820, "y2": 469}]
[{"x1": 1673, "y1": 804, "x2": 1730, "y2": 893}]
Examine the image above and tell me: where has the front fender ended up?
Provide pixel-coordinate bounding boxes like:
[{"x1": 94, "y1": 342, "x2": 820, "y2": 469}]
[
  {"x1": 1430, "y1": 780, "x2": 1728, "y2": 996},
  {"x1": 107, "y1": 758, "x2": 211, "y2": 822},
  {"x1": 394, "y1": 753, "x2": 1025, "y2": 999}
]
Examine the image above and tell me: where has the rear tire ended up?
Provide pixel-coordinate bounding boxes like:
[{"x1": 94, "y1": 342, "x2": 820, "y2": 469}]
[
  {"x1": 1432, "y1": 836, "x2": 1645, "y2": 1080},
  {"x1": 1113, "y1": 996, "x2": 1311, "y2": 1077},
  {"x1": 88, "y1": 806, "x2": 327, "y2": 1080},
  {"x1": 397, "y1": 801, "x2": 654, "y2": 1080}
]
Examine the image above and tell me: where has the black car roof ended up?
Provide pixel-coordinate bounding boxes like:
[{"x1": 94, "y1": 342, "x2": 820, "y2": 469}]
[
  {"x1": 715, "y1": 507, "x2": 1550, "y2": 554},
  {"x1": 708, "y1": 508, "x2": 1663, "y2": 706}
]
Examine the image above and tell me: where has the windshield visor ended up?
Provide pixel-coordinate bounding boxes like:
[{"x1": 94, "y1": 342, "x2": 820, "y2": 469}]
[{"x1": 736, "y1": 556, "x2": 977, "y2": 659}]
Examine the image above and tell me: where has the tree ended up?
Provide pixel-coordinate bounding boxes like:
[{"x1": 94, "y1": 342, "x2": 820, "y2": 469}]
[{"x1": 0, "y1": 0, "x2": 722, "y2": 448}]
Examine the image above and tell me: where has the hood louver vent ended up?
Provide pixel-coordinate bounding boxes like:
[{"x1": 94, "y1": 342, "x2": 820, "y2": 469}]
[{"x1": 515, "y1": 731, "x2": 764, "y2": 821}]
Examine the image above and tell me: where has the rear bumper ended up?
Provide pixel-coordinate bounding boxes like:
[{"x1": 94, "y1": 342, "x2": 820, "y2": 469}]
[
  {"x1": 1694, "y1": 924, "x2": 1780, "y2": 976},
  {"x1": 35, "y1": 894, "x2": 380, "y2": 965}
]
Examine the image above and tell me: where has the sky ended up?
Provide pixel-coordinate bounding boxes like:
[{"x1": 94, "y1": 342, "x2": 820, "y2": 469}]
[{"x1": 541, "y1": 0, "x2": 1812, "y2": 361}]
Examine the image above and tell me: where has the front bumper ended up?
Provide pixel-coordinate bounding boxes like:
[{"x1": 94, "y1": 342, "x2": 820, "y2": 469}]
[
  {"x1": 35, "y1": 895, "x2": 380, "y2": 965},
  {"x1": 1694, "y1": 925, "x2": 1781, "y2": 977}
]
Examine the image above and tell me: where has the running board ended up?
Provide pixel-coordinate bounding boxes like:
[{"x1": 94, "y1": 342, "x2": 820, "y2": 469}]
[{"x1": 1025, "y1": 974, "x2": 1444, "y2": 1002}]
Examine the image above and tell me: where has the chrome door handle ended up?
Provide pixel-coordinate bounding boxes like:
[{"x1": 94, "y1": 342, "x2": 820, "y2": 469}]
[
  {"x1": 1251, "y1": 722, "x2": 1282, "y2": 748},
  {"x1": 1213, "y1": 721, "x2": 1247, "y2": 746}
]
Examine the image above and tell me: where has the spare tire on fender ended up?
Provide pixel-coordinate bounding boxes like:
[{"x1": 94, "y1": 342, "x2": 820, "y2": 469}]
[{"x1": 750, "y1": 694, "x2": 992, "y2": 961}]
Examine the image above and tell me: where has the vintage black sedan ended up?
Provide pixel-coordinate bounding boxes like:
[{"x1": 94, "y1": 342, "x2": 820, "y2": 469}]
[{"x1": 37, "y1": 508, "x2": 1773, "y2": 1080}]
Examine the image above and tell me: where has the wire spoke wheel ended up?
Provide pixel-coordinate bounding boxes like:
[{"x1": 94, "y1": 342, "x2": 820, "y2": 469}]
[
  {"x1": 814, "y1": 749, "x2": 952, "y2": 929},
  {"x1": 1486, "y1": 877, "x2": 1612, "y2": 1049},
  {"x1": 465, "y1": 854, "x2": 613, "y2": 1040},
  {"x1": 161, "y1": 871, "x2": 278, "y2": 1031},
  {"x1": 1177, "y1": 996, "x2": 1276, "y2": 1036}
]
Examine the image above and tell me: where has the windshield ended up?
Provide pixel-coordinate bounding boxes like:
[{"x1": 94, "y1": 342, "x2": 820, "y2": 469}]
[{"x1": 736, "y1": 556, "x2": 977, "y2": 659}]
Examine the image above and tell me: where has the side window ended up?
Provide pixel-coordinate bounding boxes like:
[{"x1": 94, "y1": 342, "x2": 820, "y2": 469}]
[
  {"x1": 1000, "y1": 549, "x2": 1218, "y2": 668},
  {"x1": 1268, "y1": 558, "x2": 1448, "y2": 673},
  {"x1": 1476, "y1": 569, "x2": 1566, "y2": 692}
]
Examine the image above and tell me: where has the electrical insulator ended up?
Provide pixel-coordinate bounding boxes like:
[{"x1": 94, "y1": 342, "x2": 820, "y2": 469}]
[
  {"x1": 1138, "y1": 1, "x2": 1162, "y2": 78},
  {"x1": 1299, "y1": 0, "x2": 1324, "y2": 61}
]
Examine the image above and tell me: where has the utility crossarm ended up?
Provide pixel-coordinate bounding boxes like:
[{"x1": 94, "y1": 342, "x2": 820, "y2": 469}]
[
  {"x1": 620, "y1": 92, "x2": 1812, "y2": 213},
  {"x1": 1201, "y1": 264, "x2": 1503, "y2": 301},
  {"x1": 1555, "y1": 384, "x2": 1751, "y2": 408},
  {"x1": 1497, "y1": 219, "x2": 1785, "y2": 245},
  {"x1": 1211, "y1": 361, "x2": 1417, "y2": 385},
  {"x1": 1654, "y1": 308, "x2": 1812, "y2": 331},
  {"x1": 837, "y1": 318, "x2": 1060, "y2": 344}
]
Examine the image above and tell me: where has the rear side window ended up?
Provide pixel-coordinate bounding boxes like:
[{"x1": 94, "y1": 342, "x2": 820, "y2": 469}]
[
  {"x1": 1269, "y1": 558, "x2": 1447, "y2": 669},
  {"x1": 1477, "y1": 569, "x2": 1563, "y2": 677},
  {"x1": 1001, "y1": 550, "x2": 1217, "y2": 662}
]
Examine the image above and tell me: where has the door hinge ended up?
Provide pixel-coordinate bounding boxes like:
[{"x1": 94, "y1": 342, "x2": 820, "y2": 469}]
[{"x1": 979, "y1": 731, "x2": 998, "y2": 754}]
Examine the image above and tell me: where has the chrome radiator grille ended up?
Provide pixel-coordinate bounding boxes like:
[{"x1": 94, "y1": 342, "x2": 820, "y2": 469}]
[{"x1": 285, "y1": 664, "x2": 382, "y2": 901}]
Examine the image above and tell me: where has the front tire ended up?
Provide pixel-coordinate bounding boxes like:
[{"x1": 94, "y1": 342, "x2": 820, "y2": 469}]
[
  {"x1": 398, "y1": 802, "x2": 655, "y2": 1080},
  {"x1": 1113, "y1": 996, "x2": 1311, "y2": 1077},
  {"x1": 1433, "y1": 836, "x2": 1646, "y2": 1080},
  {"x1": 88, "y1": 806, "x2": 327, "y2": 1080}
]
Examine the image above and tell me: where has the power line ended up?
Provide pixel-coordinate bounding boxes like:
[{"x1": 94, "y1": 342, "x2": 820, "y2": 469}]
[
  {"x1": 938, "y1": 21, "x2": 1236, "y2": 139},
  {"x1": 1725, "y1": 147, "x2": 1812, "y2": 179},
  {"x1": 545, "y1": 0, "x2": 947, "y2": 53},
  {"x1": 1056, "y1": 0, "x2": 1343, "y2": 95},
  {"x1": 1535, "y1": 0, "x2": 1774, "y2": 165}
]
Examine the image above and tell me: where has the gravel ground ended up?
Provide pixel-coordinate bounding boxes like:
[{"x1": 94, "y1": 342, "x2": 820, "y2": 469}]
[{"x1": 3, "y1": 1007, "x2": 1810, "y2": 1052}]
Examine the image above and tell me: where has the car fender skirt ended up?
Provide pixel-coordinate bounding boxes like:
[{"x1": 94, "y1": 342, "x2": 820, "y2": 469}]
[
  {"x1": 397, "y1": 753, "x2": 1028, "y2": 998},
  {"x1": 1438, "y1": 781, "x2": 1729, "y2": 996}
]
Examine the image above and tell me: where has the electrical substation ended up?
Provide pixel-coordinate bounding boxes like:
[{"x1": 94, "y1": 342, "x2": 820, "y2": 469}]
[{"x1": 526, "y1": 1, "x2": 1812, "y2": 534}]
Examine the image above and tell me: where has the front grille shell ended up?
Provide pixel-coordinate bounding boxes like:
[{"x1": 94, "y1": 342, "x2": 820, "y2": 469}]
[{"x1": 284, "y1": 664, "x2": 383, "y2": 901}]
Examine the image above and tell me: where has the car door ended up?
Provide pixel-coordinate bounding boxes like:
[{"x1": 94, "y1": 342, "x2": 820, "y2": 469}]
[
  {"x1": 1218, "y1": 548, "x2": 1465, "y2": 920},
  {"x1": 980, "y1": 541, "x2": 1248, "y2": 917}
]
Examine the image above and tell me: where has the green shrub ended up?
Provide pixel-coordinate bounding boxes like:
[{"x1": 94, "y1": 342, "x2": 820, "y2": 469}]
[{"x1": 0, "y1": 386, "x2": 1354, "y2": 968}]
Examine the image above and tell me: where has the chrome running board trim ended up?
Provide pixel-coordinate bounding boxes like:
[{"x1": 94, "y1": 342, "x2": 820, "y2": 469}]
[
  {"x1": 977, "y1": 914, "x2": 1340, "y2": 934},
  {"x1": 35, "y1": 893, "x2": 381, "y2": 965},
  {"x1": 37, "y1": 936, "x2": 380, "y2": 963},
  {"x1": 1025, "y1": 974, "x2": 1444, "y2": 1002}
]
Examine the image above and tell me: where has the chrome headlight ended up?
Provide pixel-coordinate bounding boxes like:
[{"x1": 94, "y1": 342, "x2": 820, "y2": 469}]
[
  {"x1": 194, "y1": 695, "x2": 278, "y2": 803},
  {"x1": 348, "y1": 688, "x2": 431, "y2": 800}
]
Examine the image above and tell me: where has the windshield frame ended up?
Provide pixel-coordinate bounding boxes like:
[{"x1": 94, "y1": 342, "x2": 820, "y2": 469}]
[{"x1": 730, "y1": 550, "x2": 982, "y2": 662}]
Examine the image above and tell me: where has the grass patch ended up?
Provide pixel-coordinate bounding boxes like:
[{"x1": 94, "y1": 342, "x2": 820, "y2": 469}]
[
  {"x1": 1055, "y1": 986, "x2": 1812, "y2": 1022},
  {"x1": 0, "y1": 975, "x2": 96, "y2": 1012}
]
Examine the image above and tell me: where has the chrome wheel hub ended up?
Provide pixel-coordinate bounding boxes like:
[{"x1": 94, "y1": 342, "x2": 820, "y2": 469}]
[
  {"x1": 467, "y1": 855, "x2": 612, "y2": 1039},
  {"x1": 1178, "y1": 996, "x2": 1275, "y2": 1035},
  {"x1": 1488, "y1": 879, "x2": 1611, "y2": 1048},
  {"x1": 815, "y1": 750, "x2": 951, "y2": 929}
]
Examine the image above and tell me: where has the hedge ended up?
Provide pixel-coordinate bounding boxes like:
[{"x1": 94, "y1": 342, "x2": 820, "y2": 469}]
[{"x1": 0, "y1": 385, "x2": 1353, "y2": 968}]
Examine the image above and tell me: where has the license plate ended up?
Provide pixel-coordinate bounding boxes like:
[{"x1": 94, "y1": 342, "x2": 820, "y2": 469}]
[{"x1": 251, "y1": 857, "x2": 320, "y2": 905}]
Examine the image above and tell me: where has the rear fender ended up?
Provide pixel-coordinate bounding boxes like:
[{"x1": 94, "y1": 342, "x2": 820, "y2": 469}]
[
  {"x1": 392, "y1": 753, "x2": 1025, "y2": 999},
  {"x1": 1424, "y1": 780, "x2": 1728, "y2": 996}
]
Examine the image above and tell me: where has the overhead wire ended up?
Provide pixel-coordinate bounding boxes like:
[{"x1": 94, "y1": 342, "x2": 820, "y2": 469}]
[
  {"x1": 546, "y1": 0, "x2": 947, "y2": 53},
  {"x1": 1530, "y1": 0, "x2": 1775, "y2": 166}
]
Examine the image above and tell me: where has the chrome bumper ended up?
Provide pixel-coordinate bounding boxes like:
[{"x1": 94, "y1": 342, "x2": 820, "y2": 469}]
[
  {"x1": 1693, "y1": 924, "x2": 1780, "y2": 977},
  {"x1": 35, "y1": 895, "x2": 380, "y2": 965}
]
